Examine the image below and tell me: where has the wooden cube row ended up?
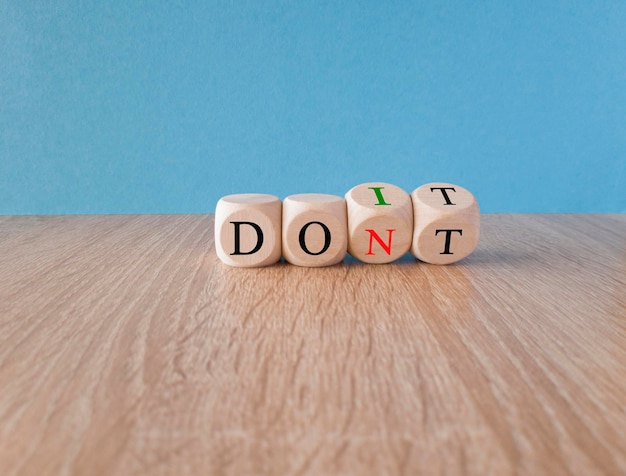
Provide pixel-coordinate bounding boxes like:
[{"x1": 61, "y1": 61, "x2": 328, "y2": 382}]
[{"x1": 215, "y1": 182, "x2": 479, "y2": 267}]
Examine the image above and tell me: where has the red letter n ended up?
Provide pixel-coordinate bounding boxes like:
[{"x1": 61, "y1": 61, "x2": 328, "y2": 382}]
[{"x1": 364, "y1": 229, "x2": 395, "y2": 255}]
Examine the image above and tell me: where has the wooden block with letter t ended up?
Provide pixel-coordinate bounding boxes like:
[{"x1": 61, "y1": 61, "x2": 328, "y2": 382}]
[
  {"x1": 282, "y1": 194, "x2": 347, "y2": 267},
  {"x1": 214, "y1": 194, "x2": 282, "y2": 267},
  {"x1": 345, "y1": 182, "x2": 413, "y2": 264},
  {"x1": 410, "y1": 182, "x2": 480, "y2": 264}
]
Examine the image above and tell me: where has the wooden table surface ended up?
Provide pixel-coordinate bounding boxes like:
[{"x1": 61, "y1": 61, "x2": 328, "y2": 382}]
[{"x1": 0, "y1": 214, "x2": 624, "y2": 476}]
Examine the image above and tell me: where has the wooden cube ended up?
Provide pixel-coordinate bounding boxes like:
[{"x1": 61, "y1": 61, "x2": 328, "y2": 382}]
[
  {"x1": 282, "y1": 194, "x2": 347, "y2": 267},
  {"x1": 214, "y1": 194, "x2": 282, "y2": 267},
  {"x1": 345, "y1": 182, "x2": 413, "y2": 264},
  {"x1": 410, "y1": 182, "x2": 480, "y2": 264}
]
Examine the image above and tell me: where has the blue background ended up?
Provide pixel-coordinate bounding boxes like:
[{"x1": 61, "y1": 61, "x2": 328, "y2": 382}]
[{"x1": 1, "y1": 1, "x2": 625, "y2": 214}]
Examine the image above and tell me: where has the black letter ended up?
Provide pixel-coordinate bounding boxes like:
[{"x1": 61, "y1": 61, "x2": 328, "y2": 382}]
[
  {"x1": 298, "y1": 221, "x2": 331, "y2": 255},
  {"x1": 430, "y1": 187, "x2": 456, "y2": 205},
  {"x1": 230, "y1": 221, "x2": 264, "y2": 255},
  {"x1": 435, "y1": 229, "x2": 462, "y2": 254}
]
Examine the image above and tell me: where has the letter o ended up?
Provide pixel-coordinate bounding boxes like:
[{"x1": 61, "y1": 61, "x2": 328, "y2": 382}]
[{"x1": 298, "y1": 221, "x2": 331, "y2": 256}]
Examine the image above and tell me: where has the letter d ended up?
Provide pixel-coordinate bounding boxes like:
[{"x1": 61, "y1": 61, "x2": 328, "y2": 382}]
[{"x1": 230, "y1": 221, "x2": 264, "y2": 255}]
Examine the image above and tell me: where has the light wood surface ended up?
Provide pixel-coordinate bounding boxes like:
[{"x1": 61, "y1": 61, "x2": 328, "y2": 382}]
[{"x1": 0, "y1": 214, "x2": 625, "y2": 476}]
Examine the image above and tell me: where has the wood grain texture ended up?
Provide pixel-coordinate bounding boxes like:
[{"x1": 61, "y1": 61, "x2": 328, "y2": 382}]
[{"x1": 0, "y1": 214, "x2": 624, "y2": 476}]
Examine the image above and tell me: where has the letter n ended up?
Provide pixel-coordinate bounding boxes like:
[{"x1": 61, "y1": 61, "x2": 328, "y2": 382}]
[{"x1": 364, "y1": 229, "x2": 395, "y2": 255}]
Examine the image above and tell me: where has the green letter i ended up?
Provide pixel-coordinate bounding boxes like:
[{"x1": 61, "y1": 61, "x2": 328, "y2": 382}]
[{"x1": 368, "y1": 187, "x2": 391, "y2": 206}]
